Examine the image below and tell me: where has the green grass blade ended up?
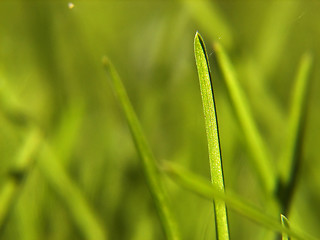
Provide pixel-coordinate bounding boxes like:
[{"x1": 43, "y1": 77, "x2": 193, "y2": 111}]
[
  {"x1": 0, "y1": 128, "x2": 41, "y2": 230},
  {"x1": 194, "y1": 32, "x2": 230, "y2": 240},
  {"x1": 277, "y1": 53, "x2": 312, "y2": 213},
  {"x1": 255, "y1": 2, "x2": 298, "y2": 78},
  {"x1": 38, "y1": 143, "x2": 107, "y2": 240},
  {"x1": 213, "y1": 41, "x2": 276, "y2": 194},
  {"x1": 103, "y1": 57, "x2": 180, "y2": 240},
  {"x1": 0, "y1": 81, "x2": 107, "y2": 240},
  {"x1": 241, "y1": 57, "x2": 285, "y2": 132},
  {"x1": 52, "y1": 103, "x2": 84, "y2": 167},
  {"x1": 281, "y1": 214, "x2": 290, "y2": 240},
  {"x1": 162, "y1": 162, "x2": 317, "y2": 240},
  {"x1": 279, "y1": 53, "x2": 312, "y2": 185}
]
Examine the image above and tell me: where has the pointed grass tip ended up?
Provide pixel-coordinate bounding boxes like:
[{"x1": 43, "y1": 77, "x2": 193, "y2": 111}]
[{"x1": 194, "y1": 31, "x2": 202, "y2": 43}]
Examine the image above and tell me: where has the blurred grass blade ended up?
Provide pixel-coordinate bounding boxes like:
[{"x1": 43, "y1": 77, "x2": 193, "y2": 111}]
[
  {"x1": 103, "y1": 57, "x2": 180, "y2": 240},
  {"x1": 240, "y1": 57, "x2": 285, "y2": 143},
  {"x1": 281, "y1": 214, "x2": 290, "y2": 240},
  {"x1": 277, "y1": 53, "x2": 312, "y2": 213},
  {"x1": 0, "y1": 128, "x2": 41, "y2": 230},
  {"x1": 181, "y1": 1, "x2": 233, "y2": 48},
  {"x1": 0, "y1": 82, "x2": 106, "y2": 240},
  {"x1": 38, "y1": 143, "x2": 107, "y2": 240},
  {"x1": 279, "y1": 53, "x2": 312, "y2": 185},
  {"x1": 194, "y1": 32, "x2": 230, "y2": 239},
  {"x1": 163, "y1": 162, "x2": 317, "y2": 240},
  {"x1": 52, "y1": 103, "x2": 84, "y2": 167},
  {"x1": 255, "y1": 2, "x2": 298, "y2": 78},
  {"x1": 213, "y1": 41, "x2": 276, "y2": 194}
]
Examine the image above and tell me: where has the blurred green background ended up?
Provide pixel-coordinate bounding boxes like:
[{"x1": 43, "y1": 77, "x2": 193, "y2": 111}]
[{"x1": 0, "y1": 1, "x2": 320, "y2": 239}]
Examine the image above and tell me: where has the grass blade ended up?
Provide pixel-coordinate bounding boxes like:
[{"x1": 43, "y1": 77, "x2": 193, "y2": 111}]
[
  {"x1": 38, "y1": 143, "x2": 107, "y2": 240},
  {"x1": 0, "y1": 128, "x2": 41, "y2": 231},
  {"x1": 103, "y1": 57, "x2": 180, "y2": 240},
  {"x1": 281, "y1": 214, "x2": 290, "y2": 240},
  {"x1": 194, "y1": 32, "x2": 230, "y2": 240},
  {"x1": 0, "y1": 81, "x2": 107, "y2": 240},
  {"x1": 254, "y1": 2, "x2": 299, "y2": 78},
  {"x1": 277, "y1": 53, "x2": 313, "y2": 213},
  {"x1": 162, "y1": 161, "x2": 317, "y2": 240},
  {"x1": 213, "y1": 41, "x2": 276, "y2": 194},
  {"x1": 279, "y1": 53, "x2": 312, "y2": 185}
]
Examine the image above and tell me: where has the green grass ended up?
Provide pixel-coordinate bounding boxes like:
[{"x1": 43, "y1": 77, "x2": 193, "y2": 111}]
[
  {"x1": 213, "y1": 41, "x2": 276, "y2": 195},
  {"x1": 103, "y1": 57, "x2": 180, "y2": 240},
  {"x1": 281, "y1": 214, "x2": 290, "y2": 240},
  {"x1": 0, "y1": 1, "x2": 319, "y2": 240},
  {"x1": 194, "y1": 32, "x2": 229, "y2": 240},
  {"x1": 163, "y1": 162, "x2": 316, "y2": 240}
]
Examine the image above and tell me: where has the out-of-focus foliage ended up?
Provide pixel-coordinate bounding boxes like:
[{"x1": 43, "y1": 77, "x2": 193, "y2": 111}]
[{"x1": 0, "y1": 1, "x2": 319, "y2": 239}]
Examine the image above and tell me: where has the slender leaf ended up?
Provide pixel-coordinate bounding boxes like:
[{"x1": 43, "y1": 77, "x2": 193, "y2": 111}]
[
  {"x1": 0, "y1": 81, "x2": 107, "y2": 240},
  {"x1": 281, "y1": 214, "x2": 290, "y2": 240},
  {"x1": 255, "y1": 2, "x2": 299, "y2": 78},
  {"x1": 38, "y1": 142, "x2": 107, "y2": 240},
  {"x1": 162, "y1": 161, "x2": 317, "y2": 240},
  {"x1": 279, "y1": 53, "x2": 312, "y2": 185},
  {"x1": 213, "y1": 41, "x2": 276, "y2": 194},
  {"x1": 0, "y1": 128, "x2": 41, "y2": 231},
  {"x1": 194, "y1": 32, "x2": 230, "y2": 240},
  {"x1": 103, "y1": 57, "x2": 180, "y2": 240}
]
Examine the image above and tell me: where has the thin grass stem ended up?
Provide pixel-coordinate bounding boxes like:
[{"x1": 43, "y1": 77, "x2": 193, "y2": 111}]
[
  {"x1": 38, "y1": 143, "x2": 107, "y2": 240},
  {"x1": 213, "y1": 41, "x2": 276, "y2": 194},
  {"x1": 277, "y1": 53, "x2": 313, "y2": 213},
  {"x1": 194, "y1": 32, "x2": 230, "y2": 240},
  {"x1": 103, "y1": 57, "x2": 180, "y2": 240},
  {"x1": 162, "y1": 161, "x2": 317, "y2": 240},
  {"x1": 281, "y1": 214, "x2": 290, "y2": 240}
]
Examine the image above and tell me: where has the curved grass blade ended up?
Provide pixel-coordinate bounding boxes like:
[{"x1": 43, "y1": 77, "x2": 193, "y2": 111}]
[
  {"x1": 194, "y1": 32, "x2": 230, "y2": 240},
  {"x1": 213, "y1": 41, "x2": 276, "y2": 194},
  {"x1": 162, "y1": 161, "x2": 317, "y2": 240},
  {"x1": 103, "y1": 57, "x2": 180, "y2": 240},
  {"x1": 281, "y1": 214, "x2": 290, "y2": 240}
]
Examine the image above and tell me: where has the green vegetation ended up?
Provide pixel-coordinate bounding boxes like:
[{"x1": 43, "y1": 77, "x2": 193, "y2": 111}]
[
  {"x1": 0, "y1": 1, "x2": 319, "y2": 240},
  {"x1": 281, "y1": 214, "x2": 290, "y2": 240},
  {"x1": 194, "y1": 32, "x2": 229, "y2": 240}
]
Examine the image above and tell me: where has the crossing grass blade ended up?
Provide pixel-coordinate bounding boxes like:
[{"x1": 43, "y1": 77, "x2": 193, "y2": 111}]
[
  {"x1": 0, "y1": 81, "x2": 107, "y2": 240},
  {"x1": 213, "y1": 41, "x2": 276, "y2": 194},
  {"x1": 279, "y1": 53, "x2": 312, "y2": 186},
  {"x1": 0, "y1": 128, "x2": 41, "y2": 231},
  {"x1": 281, "y1": 214, "x2": 290, "y2": 240},
  {"x1": 162, "y1": 161, "x2": 317, "y2": 240},
  {"x1": 38, "y1": 142, "x2": 107, "y2": 240},
  {"x1": 255, "y1": 2, "x2": 298, "y2": 78},
  {"x1": 103, "y1": 57, "x2": 180, "y2": 240},
  {"x1": 194, "y1": 32, "x2": 230, "y2": 240},
  {"x1": 277, "y1": 53, "x2": 313, "y2": 213}
]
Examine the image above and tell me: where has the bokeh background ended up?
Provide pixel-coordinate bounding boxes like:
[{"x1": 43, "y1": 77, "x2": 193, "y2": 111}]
[{"x1": 0, "y1": 1, "x2": 320, "y2": 239}]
